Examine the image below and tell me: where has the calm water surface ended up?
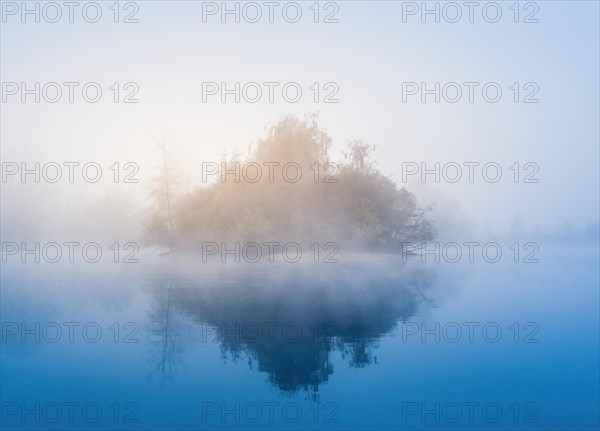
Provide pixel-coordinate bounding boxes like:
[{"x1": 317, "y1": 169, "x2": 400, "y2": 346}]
[{"x1": 1, "y1": 247, "x2": 598, "y2": 430}]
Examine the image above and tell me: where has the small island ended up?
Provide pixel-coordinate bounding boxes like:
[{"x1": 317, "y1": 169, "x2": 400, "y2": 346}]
[{"x1": 144, "y1": 115, "x2": 435, "y2": 255}]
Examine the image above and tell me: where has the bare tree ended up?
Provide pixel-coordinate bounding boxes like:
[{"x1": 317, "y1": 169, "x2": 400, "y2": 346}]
[{"x1": 146, "y1": 133, "x2": 178, "y2": 249}]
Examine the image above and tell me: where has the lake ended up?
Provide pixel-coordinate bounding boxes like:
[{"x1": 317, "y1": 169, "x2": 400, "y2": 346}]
[{"x1": 1, "y1": 246, "x2": 598, "y2": 430}]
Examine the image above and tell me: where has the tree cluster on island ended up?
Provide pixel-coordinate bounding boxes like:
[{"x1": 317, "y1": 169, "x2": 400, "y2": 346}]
[{"x1": 145, "y1": 115, "x2": 435, "y2": 253}]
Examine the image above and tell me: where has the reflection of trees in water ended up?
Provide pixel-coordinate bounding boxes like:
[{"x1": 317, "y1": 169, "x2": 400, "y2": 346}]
[
  {"x1": 147, "y1": 277, "x2": 183, "y2": 385},
  {"x1": 146, "y1": 260, "x2": 437, "y2": 396}
]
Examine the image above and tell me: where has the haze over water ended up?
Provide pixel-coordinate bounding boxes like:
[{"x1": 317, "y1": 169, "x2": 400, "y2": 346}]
[{"x1": 1, "y1": 1, "x2": 599, "y2": 430}]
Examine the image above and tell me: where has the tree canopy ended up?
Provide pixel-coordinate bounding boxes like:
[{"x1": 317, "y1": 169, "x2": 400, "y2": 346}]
[{"x1": 145, "y1": 115, "x2": 435, "y2": 252}]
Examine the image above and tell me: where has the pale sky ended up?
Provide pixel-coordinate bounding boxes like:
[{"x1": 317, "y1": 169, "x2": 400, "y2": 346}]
[{"x1": 1, "y1": 1, "x2": 599, "y2": 237}]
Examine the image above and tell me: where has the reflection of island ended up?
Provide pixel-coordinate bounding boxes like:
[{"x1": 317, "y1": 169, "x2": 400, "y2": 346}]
[{"x1": 146, "y1": 257, "x2": 437, "y2": 396}]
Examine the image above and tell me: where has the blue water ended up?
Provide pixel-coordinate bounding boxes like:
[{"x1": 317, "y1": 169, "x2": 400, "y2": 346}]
[{"x1": 1, "y1": 247, "x2": 598, "y2": 430}]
